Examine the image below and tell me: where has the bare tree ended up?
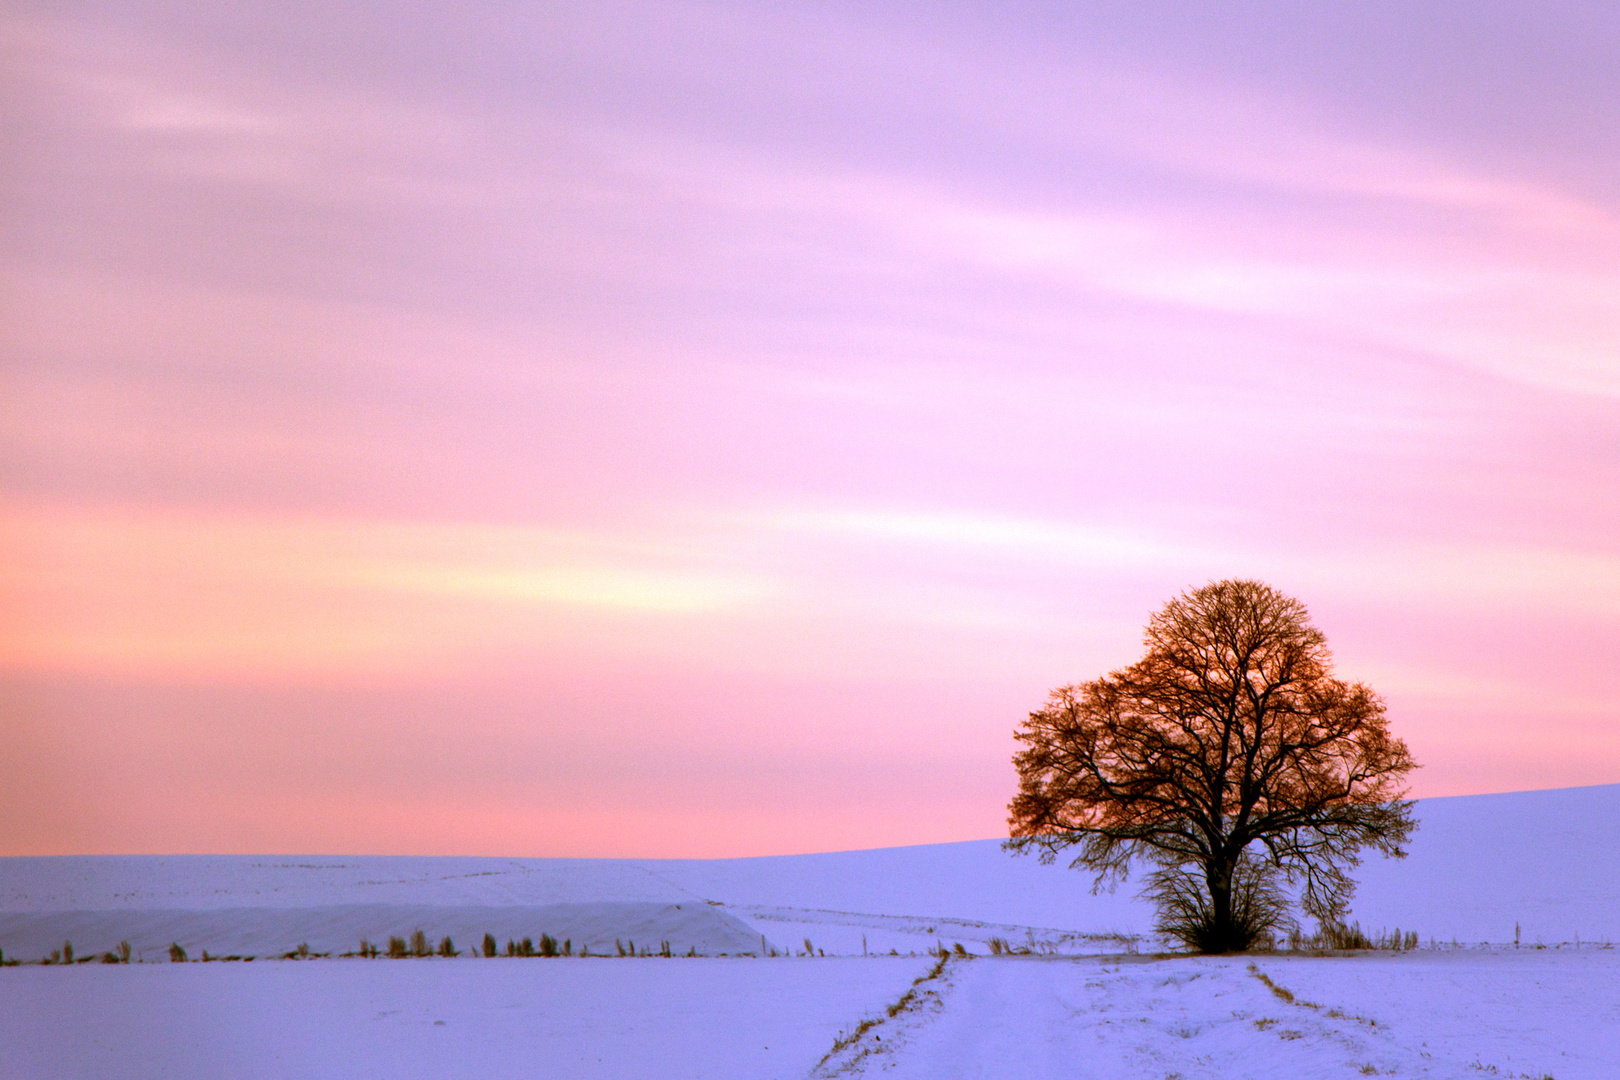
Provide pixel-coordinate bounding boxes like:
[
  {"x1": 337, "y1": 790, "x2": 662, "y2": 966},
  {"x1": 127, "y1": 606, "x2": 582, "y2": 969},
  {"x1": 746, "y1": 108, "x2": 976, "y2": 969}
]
[{"x1": 1007, "y1": 580, "x2": 1416, "y2": 953}]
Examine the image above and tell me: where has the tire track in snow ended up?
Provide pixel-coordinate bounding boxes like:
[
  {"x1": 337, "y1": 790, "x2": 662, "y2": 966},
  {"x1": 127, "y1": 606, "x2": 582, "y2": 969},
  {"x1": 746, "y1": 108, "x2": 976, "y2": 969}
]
[{"x1": 825, "y1": 955, "x2": 1568, "y2": 1079}]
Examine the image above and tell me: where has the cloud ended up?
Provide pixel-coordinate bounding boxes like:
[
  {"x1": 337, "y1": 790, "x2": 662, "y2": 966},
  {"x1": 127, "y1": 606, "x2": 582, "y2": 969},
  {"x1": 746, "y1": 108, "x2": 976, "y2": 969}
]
[
  {"x1": 756, "y1": 504, "x2": 1620, "y2": 621},
  {"x1": 0, "y1": 504, "x2": 769, "y2": 677}
]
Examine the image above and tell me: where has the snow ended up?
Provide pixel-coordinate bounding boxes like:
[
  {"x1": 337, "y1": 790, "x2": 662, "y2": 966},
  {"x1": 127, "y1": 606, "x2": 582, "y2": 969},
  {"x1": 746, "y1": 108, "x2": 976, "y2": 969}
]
[
  {"x1": 0, "y1": 846, "x2": 1136, "y2": 960},
  {"x1": 3, "y1": 784, "x2": 1618, "y2": 1078},
  {"x1": 7, "y1": 785, "x2": 1617, "y2": 960},
  {"x1": 1347, "y1": 785, "x2": 1620, "y2": 946},
  {"x1": 0, "y1": 854, "x2": 692, "y2": 910},
  {"x1": 822, "y1": 950, "x2": 1620, "y2": 1079},
  {"x1": 0, "y1": 957, "x2": 926, "y2": 1080}
]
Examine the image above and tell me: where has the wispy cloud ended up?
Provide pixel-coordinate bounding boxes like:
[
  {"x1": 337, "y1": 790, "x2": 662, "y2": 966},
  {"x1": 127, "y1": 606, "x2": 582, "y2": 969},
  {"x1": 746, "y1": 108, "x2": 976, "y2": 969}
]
[
  {"x1": 4, "y1": 1, "x2": 1617, "y2": 853},
  {"x1": 1, "y1": 505, "x2": 769, "y2": 676},
  {"x1": 757, "y1": 504, "x2": 1620, "y2": 619}
]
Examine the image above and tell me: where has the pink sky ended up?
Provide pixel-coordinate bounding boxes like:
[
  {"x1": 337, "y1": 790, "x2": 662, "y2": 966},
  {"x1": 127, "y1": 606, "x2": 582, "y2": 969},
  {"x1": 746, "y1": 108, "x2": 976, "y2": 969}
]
[{"x1": 3, "y1": 2, "x2": 1618, "y2": 857}]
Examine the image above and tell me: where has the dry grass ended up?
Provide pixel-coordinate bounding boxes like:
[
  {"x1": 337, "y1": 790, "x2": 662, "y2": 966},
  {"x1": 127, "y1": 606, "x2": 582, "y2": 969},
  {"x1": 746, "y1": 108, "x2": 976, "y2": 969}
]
[
  {"x1": 1289, "y1": 921, "x2": 1421, "y2": 952},
  {"x1": 814, "y1": 952, "x2": 955, "y2": 1075}
]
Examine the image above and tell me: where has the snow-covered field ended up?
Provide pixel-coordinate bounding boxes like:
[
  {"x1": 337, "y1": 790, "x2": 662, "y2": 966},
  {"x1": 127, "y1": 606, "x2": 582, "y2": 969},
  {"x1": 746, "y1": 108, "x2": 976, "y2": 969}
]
[
  {"x1": 1, "y1": 956, "x2": 926, "y2": 1080},
  {"x1": 819, "y1": 950, "x2": 1620, "y2": 1079},
  {"x1": 3, "y1": 784, "x2": 1618, "y2": 1078},
  {"x1": 6, "y1": 946, "x2": 1616, "y2": 1079}
]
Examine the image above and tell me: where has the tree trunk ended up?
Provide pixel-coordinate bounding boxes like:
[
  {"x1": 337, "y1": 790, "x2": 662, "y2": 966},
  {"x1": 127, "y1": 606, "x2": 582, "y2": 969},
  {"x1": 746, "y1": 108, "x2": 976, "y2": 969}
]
[{"x1": 1205, "y1": 858, "x2": 1238, "y2": 953}]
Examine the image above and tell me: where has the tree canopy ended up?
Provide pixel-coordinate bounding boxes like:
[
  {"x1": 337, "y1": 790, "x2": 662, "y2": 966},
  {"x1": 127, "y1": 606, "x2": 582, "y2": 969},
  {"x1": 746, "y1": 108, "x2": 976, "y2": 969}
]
[{"x1": 1007, "y1": 579, "x2": 1416, "y2": 952}]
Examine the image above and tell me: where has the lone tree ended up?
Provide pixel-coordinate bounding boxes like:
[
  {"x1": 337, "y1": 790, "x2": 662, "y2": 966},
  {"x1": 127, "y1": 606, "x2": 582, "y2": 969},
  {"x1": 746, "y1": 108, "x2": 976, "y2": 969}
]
[{"x1": 1007, "y1": 580, "x2": 1416, "y2": 953}]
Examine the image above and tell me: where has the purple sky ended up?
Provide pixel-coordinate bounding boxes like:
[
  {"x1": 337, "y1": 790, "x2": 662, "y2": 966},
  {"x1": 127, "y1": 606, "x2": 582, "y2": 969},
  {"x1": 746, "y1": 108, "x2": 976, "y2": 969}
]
[{"x1": 4, "y1": 1, "x2": 1619, "y2": 856}]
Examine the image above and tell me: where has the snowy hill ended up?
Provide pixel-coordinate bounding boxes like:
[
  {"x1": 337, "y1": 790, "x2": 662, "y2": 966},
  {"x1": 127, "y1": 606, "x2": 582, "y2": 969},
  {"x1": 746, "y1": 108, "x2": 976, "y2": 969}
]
[{"x1": 2, "y1": 784, "x2": 1616, "y2": 961}]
